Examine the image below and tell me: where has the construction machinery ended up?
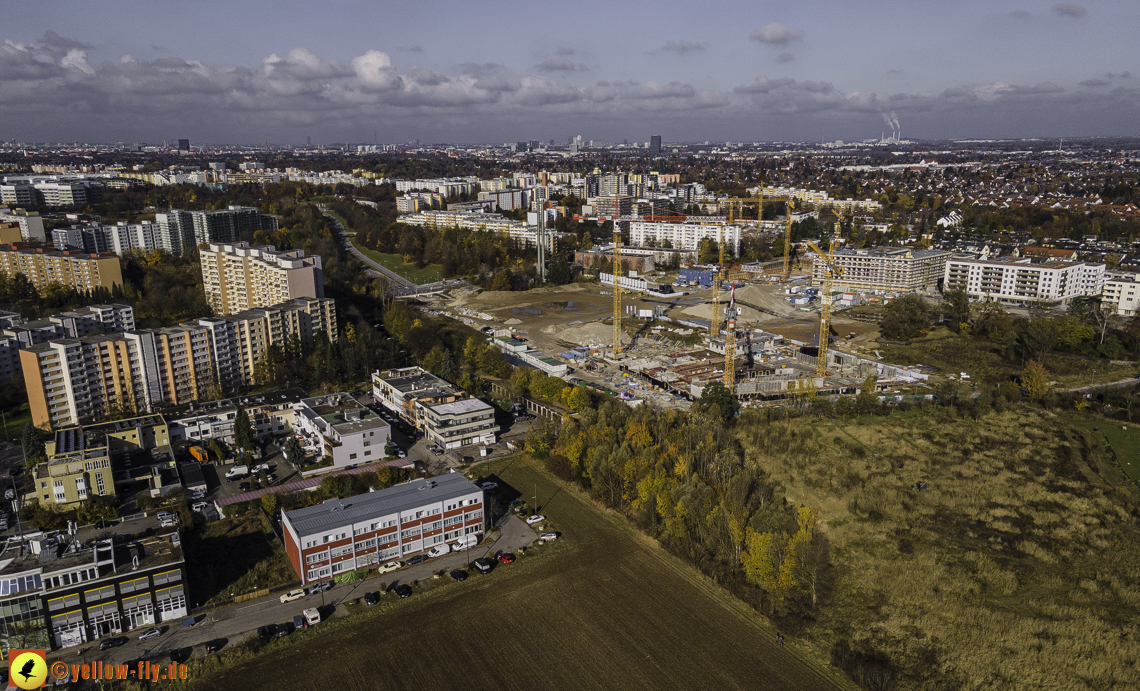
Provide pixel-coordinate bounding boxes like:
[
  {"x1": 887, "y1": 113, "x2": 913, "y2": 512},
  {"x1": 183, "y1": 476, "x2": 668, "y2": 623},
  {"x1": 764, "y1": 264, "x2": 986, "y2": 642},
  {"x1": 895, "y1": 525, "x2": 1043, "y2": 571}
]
[
  {"x1": 803, "y1": 222, "x2": 844, "y2": 377},
  {"x1": 612, "y1": 225, "x2": 623, "y2": 356},
  {"x1": 724, "y1": 284, "x2": 737, "y2": 392}
]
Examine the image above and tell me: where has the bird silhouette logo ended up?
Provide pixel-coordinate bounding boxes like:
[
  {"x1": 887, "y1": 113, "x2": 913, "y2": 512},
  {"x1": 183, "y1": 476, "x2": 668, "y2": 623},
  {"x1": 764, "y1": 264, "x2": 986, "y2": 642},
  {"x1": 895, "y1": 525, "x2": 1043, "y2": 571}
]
[{"x1": 8, "y1": 649, "x2": 47, "y2": 689}]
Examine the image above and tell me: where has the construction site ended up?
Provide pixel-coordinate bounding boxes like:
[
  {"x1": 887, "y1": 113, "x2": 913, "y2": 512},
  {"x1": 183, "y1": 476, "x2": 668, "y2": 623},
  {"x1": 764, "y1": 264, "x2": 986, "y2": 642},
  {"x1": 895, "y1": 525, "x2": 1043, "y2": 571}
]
[{"x1": 416, "y1": 199, "x2": 933, "y2": 410}]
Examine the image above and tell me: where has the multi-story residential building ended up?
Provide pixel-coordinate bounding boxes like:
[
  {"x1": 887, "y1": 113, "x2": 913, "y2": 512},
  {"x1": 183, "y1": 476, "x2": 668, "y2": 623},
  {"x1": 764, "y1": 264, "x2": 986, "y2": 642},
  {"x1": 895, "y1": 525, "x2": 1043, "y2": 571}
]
[
  {"x1": 0, "y1": 183, "x2": 36, "y2": 206},
  {"x1": 282, "y1": 474, "x2": 484, "y2": 585},
  {"x1": 395, "y1": 193, "x2": 445, "y2": 213},
  {"x1": 943, "y1": 257, "x2": 1105, "y2": 305},
  {"x1": 19, "y1": 298, "x2": 336, "y2": 429},
  {"x1": 630, "y1": 221, "x2": 742, "y2": 255},
  {"x1": 0, "y1": 208, "x2": 47, "y2": 242},
  {"x1": 199, "y1": 242, "x2": 324, "y2": 315},
  {"x1": 52, "y1": 222, "x2": 158, "y2": 255},
  {"x1": 0, "y1": 245, "x2": 123, "y2": 293},
  {"x1": 811, "y1": 247, "x2": 950, "y2": 293},
  {"x1": 0, "y1": 221, "x2": 22, "y2": 244},
  {"x1": 477, "y1": 188, "x2": 528, "y2": 211},
  {"x1": 154, "y1": 206, "x2": 278, "y2": 256},
  {"x1": 591, "y1": 194, "x2": 633, "y2": 219},
  {"x1": 293, "y1": 393, "x2": 390, "y2": 468},
  {"x1": 371, "y1": 367, "x2": 499, "y2": 449},
  {"x1": 0, "y1": 531, "x2": 186, "y2": 652},
  {"x1": 166, "y1": 389, "x2": 304, "y2": 445},
  {"x1": 1102, "y1": 276, "x2": 1140, "y2": 316}
]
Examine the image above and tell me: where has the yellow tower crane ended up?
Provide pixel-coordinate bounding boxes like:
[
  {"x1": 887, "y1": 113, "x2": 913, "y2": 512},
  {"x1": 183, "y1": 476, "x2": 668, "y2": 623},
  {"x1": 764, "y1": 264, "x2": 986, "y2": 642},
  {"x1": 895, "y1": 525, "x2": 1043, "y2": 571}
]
[
  {"x1": 613, "y1": 225, "x2": 623, "y2": 356},
  {"x1": 709, "y1": 224, "x2": 725, "y2": 339},
  {"x1": 784, "y1": 199, "x2": 795, "y2": 278},
  {"x1": 803, "y1": 223, "x2": 843, "y2": 377}
]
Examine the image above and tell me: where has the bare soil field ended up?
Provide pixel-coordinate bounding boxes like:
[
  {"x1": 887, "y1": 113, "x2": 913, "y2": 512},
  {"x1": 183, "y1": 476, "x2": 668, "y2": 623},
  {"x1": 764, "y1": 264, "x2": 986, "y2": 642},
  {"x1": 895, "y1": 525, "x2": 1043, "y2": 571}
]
[{"x1": 192, "y1": 459, "x2": 848, "y2": 691}]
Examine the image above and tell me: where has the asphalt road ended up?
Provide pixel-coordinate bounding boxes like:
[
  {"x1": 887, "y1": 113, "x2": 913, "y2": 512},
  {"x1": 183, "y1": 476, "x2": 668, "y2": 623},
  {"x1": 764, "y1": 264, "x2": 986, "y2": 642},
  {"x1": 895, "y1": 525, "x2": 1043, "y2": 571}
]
[{"x1": 79, "y1": 512, "x2": 537, "y2": 667}]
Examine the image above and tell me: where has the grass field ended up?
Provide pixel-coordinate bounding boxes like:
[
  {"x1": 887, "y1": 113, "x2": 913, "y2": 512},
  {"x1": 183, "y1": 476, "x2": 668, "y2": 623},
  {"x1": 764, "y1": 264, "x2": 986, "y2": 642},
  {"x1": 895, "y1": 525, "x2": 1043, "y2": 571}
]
[
  {"x1": 877, "y1": 327, "x2": 1135, "y2": 387},
  {"x1": 1063, "y1": 412, "x2": 1140, "y2": 484},
  {"x1": 0, "y1": 402, "x2": 30, "y2": 443},
  {"x1": 737, "y1": 408, "x2": 1140, "y2": 690},
  {"x1": 182, "y1": 511, "x2": 297, "y2": 607},
  {"x1": 351, "y1": 241, "x2": 443, "y2": 285},
  {"x1": 183, "y1": 458, "x2": 850, "y2": 691}
]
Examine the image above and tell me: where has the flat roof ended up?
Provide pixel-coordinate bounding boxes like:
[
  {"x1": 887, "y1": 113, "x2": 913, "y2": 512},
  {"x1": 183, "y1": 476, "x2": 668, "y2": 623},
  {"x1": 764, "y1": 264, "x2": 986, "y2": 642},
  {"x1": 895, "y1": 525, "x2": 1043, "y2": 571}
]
[
  {"x1": 284, "y1": 473, "x2": 481, "y2": 538},
  {"x1": 426, "y1": 398, "x2": 492, "y2": 415}
]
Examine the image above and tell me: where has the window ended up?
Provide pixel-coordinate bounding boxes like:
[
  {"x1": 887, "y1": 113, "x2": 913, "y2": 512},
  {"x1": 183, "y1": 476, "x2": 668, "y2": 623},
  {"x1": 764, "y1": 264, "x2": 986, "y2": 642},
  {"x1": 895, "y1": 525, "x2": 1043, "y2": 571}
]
[
  {"x1": 120, "y1": 576, "x2": 150, "y2": 595},
  {"x1": 48, "y1": 593, "x2": 80, "y2": 612},
  {"x1": 153, "y1": 570, "x2": 181, "y2": 586},
  {"x1": 84, "y1": 585, "x2": 116, "y2": 603}
]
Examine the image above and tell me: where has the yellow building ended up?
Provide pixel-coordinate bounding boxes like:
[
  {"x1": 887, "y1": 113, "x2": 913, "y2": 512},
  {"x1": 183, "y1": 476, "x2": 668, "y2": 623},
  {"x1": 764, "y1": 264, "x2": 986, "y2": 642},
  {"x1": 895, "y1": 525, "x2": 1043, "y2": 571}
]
[{"x1": 0, "y1": 245, "x2": 123, "y2": 293}]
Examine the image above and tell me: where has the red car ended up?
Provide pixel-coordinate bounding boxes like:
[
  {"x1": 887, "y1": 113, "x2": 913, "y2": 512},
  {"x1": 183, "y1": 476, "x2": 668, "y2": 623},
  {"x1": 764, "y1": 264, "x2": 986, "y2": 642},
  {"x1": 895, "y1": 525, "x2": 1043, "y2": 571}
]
[{"x1": 496, "y1": 552, "x2": 516, "y2": 564}]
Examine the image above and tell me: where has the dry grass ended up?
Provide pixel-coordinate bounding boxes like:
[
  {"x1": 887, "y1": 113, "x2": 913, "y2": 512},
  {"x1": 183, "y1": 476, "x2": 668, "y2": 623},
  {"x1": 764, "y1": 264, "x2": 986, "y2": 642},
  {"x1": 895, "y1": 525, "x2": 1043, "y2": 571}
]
[{"x1": 738, "y1": 409, "x2": 1140, "y2": 690}]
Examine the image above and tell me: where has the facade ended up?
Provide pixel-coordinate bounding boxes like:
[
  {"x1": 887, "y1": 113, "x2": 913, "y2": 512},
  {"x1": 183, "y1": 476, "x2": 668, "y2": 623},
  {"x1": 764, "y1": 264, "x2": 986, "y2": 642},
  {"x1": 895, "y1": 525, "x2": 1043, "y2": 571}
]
[
  {"x1": 0, "y1": 305, "x2": 133, "y2": 387},
  {"x1": 591, "y1": 195, "x2": 633, "y2": 219},
  {"x1": 51, "y1": 222, "x2": 158, "y2": 255},
  {"x1": 1103, "y1": 276, "x2": 1140, "y2": 316},
  {"x1": 943, "y1": 257, "x2": 1106, "y2": 305},
  {"x1": 0, "y1": 532, "x2": 186, "y2": 653},
  {"x1": 630, "y1": 221, "x2": 742, "y2": 255},
  {"x1": 420, "y1": 398, "x2": 498, "y2": 450},
  {"x1": 0, "y1": 209, "x2": 47, "y2": 242},
  {"x1": 293, "y1": 393, "x2": 390, "y2": 468},
  {"x1": 811, "y1": 247, "x2": 950, "y2": 293},
  {"x1": 154, "y1": 206, "x2": 278, "y2": 256},
  {"x1": 199, "y1": 242, "x2": 324, "y2": 315},
  {"x1": 372, "y1": 367, "x2": 499, "y2": 448},
  {"x1": 167, "y1": 390, "x2": 303, "y2": 445},
  {"x1": 20, "y1": 298, "x2": 336, "y2": 429},
  {"x1": 0, "y1": 245, "x2": 123, "y2": 293},
  {"x1": 281, "y1": 474, "x2": 484, "y2": 585},
  {"x1": 477, "y1": 188, "x2": 528, "y2": 211}
]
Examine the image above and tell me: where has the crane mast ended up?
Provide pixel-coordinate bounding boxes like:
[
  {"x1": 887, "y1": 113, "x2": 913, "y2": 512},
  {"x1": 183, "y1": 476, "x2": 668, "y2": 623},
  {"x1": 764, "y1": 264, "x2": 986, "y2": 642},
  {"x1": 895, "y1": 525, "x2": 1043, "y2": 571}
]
[
  {"x1": 724, "y1": 283, "x2": 737, "y2": 392},
  {"x1": 613, "y1": 225, "x2": 622, "y2": 356},
  {"x1": 803, "y1": 223, "x2": 843, "y2": 377}
]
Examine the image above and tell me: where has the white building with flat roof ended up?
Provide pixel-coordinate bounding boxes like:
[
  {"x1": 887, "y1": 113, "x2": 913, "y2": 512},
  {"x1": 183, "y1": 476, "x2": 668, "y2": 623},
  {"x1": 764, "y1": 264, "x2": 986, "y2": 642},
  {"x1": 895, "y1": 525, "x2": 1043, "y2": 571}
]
[
  {"x1": 630, "y1": 221, "x2": 742, "y2": 255},
  {"x1": 943, "y1": 257, "x2": 1105, "y2": 305}
]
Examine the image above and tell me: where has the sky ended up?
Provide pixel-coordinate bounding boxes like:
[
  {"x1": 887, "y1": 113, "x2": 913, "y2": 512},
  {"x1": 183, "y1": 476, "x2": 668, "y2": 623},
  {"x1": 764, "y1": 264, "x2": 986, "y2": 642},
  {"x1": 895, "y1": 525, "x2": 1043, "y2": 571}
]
[{"x1": 2, "y1": 0, "x2": 1138, "y2": 145}]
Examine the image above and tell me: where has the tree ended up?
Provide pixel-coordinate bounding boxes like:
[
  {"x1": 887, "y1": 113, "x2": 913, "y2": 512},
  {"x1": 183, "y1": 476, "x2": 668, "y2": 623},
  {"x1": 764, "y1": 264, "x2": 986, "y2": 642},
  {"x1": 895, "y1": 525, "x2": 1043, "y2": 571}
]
[
  {"x1": 943, "y1": 288, "x2": 971, "y2": 332},
  {"x1": 879, "y1": 294, "x2": 931, "y2": 340},
  {"x1": 261, "y1": 492, "x2": 279, "y2": 518},
  {"x1": 77, "y1": 496, "x2": 119, "y2": 525},
  {"x1": 234, "y1": 406, "x2": 255, "y2": 461},
  {"x1": 547, "y1": 258, "x2": 572, "y2": 285},
  {"x1": 21, "y1": 422, "x2": 44, "y2": 463},
  {"x1": 490, "y1": 271, "x2": 512, "y2": 291},
  {"x1": 1021, "y1": 360, "x2": 1051, "y2": 400},
  {"x1": 696, "y1": 381, "x2": 739, "y2": 424},
  {"x1": 284, "y1": 436, "x2": 305, "y2": 467}
]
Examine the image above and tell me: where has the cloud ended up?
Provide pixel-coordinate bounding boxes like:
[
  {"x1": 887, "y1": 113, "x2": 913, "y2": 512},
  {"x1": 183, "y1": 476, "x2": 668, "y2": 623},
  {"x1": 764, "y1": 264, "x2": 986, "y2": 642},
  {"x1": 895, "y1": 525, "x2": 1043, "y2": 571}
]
[
  {"x1": 150, "y1": 44, "x2": 168, "y2": 52},
  {"x1": 733, "y1": 76, "x2": 796, "y2": 94},
  {"x1": 1107, "y1": 71, "x2": 1133, "y2": 79},
  {"x1": 536, "y1": 58, "x2": 589, "y2": 72},
  {"x1": 661, "y1": 40, "x2": 706, "y2": 54},
  {"x1": 400, "y1": 45, "x2": 423, "y2": 52},
  {"x1": 459, "y1": 62, "x2": 502, "y2": 77},
  {"x1": 264, "y1": 48, "x2": 352, "y2": 81},
  {"x1": 351, "y1": 50, "x2": 402, "y2": 91},
  {"x1": 776, "y1": 52, "x2": 795, "y2": 64},
  {"x1": 750, "y1": 23, "x2": 804, "y2": 47},
  {"x1": 515, "y1": 75, "x2": 586, "y2": 106},
  {"x1": 1051, "y1": 3, "x2": 1086, "y2": 18},
  {"x1": 555, "y1": 47, "x2": 574, "y2": 56},
  {"x1": 1080, "y1": 79, "x2": 1109, "y2": 87}
]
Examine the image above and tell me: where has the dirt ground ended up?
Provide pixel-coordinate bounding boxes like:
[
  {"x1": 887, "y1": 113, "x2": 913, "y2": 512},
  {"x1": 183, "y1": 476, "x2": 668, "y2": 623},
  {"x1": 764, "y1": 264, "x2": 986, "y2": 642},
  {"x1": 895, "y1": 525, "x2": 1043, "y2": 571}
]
[{"x1": 201, "y1": 460, "x2": 847, "y2": 691}]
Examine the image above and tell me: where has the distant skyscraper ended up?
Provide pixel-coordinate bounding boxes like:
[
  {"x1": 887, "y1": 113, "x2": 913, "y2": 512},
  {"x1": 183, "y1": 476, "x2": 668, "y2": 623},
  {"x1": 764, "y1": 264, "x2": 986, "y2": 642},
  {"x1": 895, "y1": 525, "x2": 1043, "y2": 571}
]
[
  {"x1": 177, "y1": 138, "x2": 190, "y2": 151},
  {"x1": 306, "y1": 136, "x2": 312, "y2": 147},
  {"x1": 649, "y1": 135, "x2": 662, "y2": 154}
]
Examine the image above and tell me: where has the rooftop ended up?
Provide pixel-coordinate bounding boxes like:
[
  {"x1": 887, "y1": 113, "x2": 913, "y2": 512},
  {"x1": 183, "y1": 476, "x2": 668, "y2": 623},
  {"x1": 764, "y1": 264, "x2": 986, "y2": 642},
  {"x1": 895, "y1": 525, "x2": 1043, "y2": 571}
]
[
  {"x1": 426, "y1": 398, "x2": 493, "y2": 416},
  {"x1": 284, "y1": 473, "x2": 481, "y2": 538}
]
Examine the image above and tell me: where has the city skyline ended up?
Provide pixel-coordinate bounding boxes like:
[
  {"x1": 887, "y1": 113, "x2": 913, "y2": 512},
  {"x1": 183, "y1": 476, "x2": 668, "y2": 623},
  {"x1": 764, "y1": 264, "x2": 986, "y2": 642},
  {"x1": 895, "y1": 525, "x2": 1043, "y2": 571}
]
[{"x1": 2, "y1": 0, "x2": 1138, "y2": 144}]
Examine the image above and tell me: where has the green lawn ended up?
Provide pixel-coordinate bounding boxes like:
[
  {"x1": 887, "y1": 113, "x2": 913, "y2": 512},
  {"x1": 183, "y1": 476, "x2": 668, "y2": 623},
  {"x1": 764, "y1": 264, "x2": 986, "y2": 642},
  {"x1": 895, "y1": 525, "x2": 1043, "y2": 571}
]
[
  {"x1": 350, "y1": 241, "x2": 443, "y2": 285},
  {"x1": 0, "y1": 403, "x2": 30, "y2": 443},
  {"x1": 1063, "y1": 412, "x2": 1140, "y2": 484}
]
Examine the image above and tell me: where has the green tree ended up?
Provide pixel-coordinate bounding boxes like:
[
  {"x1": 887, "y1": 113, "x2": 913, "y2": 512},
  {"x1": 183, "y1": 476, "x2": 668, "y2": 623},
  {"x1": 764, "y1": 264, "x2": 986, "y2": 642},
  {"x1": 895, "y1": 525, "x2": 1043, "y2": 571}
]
[
  {"x1": 490, "y1": 271, "x2": 512, "y2": 291},
  {"x1": 261, "y1": 492, "x2": 279, "y2": 518},
  {"x1": 696, "y1": 381, "x2": 739, "y2": 424},
  {"x1": 547, "y1": 258, "x2": 572, "y2": 285},
  {"x1": 21, "y1": 422, "x2": 45, "y2": 463},
  {"x1": 284, "y1": 436, "x2": 306, "y2": 468},
  {"x1": 879, "y1": 294, "x2": 932, "y2": 340},
  {"x1": 77, "y1": 496, "x2": 119, "y2": 525},
  {"x1": 1021, "y1": 360, "x2": 1051, "y2": 400},
  {"x1": 943, "y1": 288, "x2": 971, "y2": 332},
  {"x1": 234, "y1": 406, "x2": 255, "y2": 461},
  {"x1": 698, "y1": 238, "x2": 721, "y2": 264}
]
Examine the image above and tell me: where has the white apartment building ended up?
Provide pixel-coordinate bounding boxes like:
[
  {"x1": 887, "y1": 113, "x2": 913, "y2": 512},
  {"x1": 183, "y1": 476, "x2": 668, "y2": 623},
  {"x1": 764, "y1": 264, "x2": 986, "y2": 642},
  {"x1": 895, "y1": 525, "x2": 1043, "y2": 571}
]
[
  {"x1": 199, "y1": 242, "x2": 324, "y2": 315},
  {"x1": 52, "y1": 222, "x2": 158, "y2": 255},
  {"x1": 372, "y1": 367, "x2": 499, "y2": 449},
  {"x1": 943, "y1": 257, "x2": 1105, "y2": 306},
  {"x1": 0, "y1": 208, "x2": 47, "y2": 242},
  {"x1": 420, "y1": 398, "x2": 498, "y2": 450},
  {"x1": 811, "y1": 247, "x2": 950, "y2": 293},
  {"x1": 1103, "y1": 276, "x2": 1140, "y2": 316},
  {"x1": 293, "y1": 393, "x2": 390, "y2": 468},
  {"x1": 630, "y1": 221, "x2": 742, "y2": 255}
]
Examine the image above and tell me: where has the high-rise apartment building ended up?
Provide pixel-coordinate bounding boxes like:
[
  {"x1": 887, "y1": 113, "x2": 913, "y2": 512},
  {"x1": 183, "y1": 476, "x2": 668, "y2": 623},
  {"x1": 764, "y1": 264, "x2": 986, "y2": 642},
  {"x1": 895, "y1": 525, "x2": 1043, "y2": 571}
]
[
  {"x1": 650, "y1": 135, "x2": 662, "y2": 154},
  {"x1": 199, "y1": 242, "x2": 324, "y2": 315},
  {"x1": 630, "y1": 221, "x2": 741, "y2": 255},
  {"x1": 154, "y1": 206, "x2": 278, "y2": 256},
  {"x1": 52, "y1": 222, "x2": 158, "y2": 255},
  {"x1": 811, "y1": 247, "x2": 951, "y2": 293},
  {"x1": 20, "y1": 298, "x2": 337, "y2": 429},
  {"x1": 943, "y1": 257, "x2": 1105, "y2": 306},
  {"x1": 0, "y1": 245, "x2": 123, "y2": 293}
]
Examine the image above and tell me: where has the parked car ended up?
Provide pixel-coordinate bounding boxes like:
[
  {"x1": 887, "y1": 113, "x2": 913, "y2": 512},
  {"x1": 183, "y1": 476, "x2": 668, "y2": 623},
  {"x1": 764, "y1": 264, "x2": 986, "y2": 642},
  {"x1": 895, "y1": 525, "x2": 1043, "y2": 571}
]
[
  {"x1": 191, "y1": 502, "x2": 210, "y2": 513},
  {"x1": 363, "y1": 592, "x2": 380, "y2": 607},
  {"x1": 306, "y1": 581, "x2": 333, "y2": 596},
  {"x1": 393, "y1": 584, "x2": 413, "y2": 599},
  {"x1": 472, "y1": 557, "x2": 495, "y2": 574},
  {"x1": 257, "y1": 625, "x2": 277, "y2": 641},
  {"x1": 238, "y1": 482, "x2": 251, "y2": 492},
  {"x1": 509, "y1": 500, "x2": 527, "y2": 513},
  {"x1": 138, "y1": 627, "x2": 162, "y2": 641},
  {"x1": 460, "y1": 456, "x2": 474, "y2": 464},
  {"x1": 525, "y1": 514, "x2": 546, "y2": 525},
  {"x1": 539, "y1": 532, "x2": 559, "y2": 542},
  {"x1": 266, "y1": 473, "x2": 278, "y2": 484},
  {"x1": 496, "y1": 552, "x2": 516, "y2": 564},
  {"x1": 377, "y1": 560, "x2": 404, "y2": 574},
  {"x1": 450, "y1": 534, "x2": 478, "y2": 551},
  {"x1": 276, "y1": 624, "x2": 291, "y2": 637},
  {"x1": 293, "y1": 614, "x2": 307, "y2": 631},
  {"x1": 205, "y1": 640, "x2": 226, "y2": 654},
  {"x1": 427, "y1": 543, "x2": 450, "y2": 558},
  {"x1": 99, "y1": 637, "x2": 127, "y2": 651},
  {"x1": 279, "y1": 589, "x2": 305, "y2": 604},
  {"x1": 480, "y1": 481, "x2": 498, "y2": 491},
  {"x1": 449, "y1": 569, "x2": 468, "y2": 582},
  {"x1": 406, "y1": 554, "x2": 428, "y2": 566}
]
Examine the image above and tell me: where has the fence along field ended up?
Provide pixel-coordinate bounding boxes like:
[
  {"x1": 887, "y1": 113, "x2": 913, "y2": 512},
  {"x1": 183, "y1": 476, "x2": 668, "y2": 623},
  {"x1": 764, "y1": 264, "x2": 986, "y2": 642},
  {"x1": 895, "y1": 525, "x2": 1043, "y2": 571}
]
[{"x1": 185, "y1": 460, "x2": 847, "y2": 691}]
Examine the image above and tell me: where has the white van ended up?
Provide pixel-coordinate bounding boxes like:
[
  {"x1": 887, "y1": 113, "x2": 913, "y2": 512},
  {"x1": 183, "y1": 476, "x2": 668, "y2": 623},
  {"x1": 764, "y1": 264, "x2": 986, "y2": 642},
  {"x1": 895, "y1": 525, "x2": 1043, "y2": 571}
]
[
  {"x1": 225, "y1": 465, "x2": 249, "y2": 480},
  {"x1": 450, "y1": 534, "x2": 478, "y2": 552},
  {"x1": 427, "y1": 543, "x2": 450, "y2": 558},
  {"x1": 303, "y1": 607, "x2": 321, "y2": 626}
]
